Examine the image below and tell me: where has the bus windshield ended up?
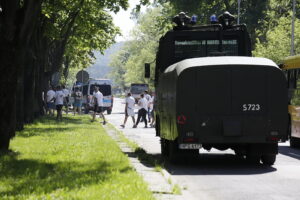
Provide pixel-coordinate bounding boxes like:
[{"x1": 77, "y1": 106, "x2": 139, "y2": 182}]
[
  {"x1": 90, "y1": 84, "x2": 111, "y2": 96},
  {"x1": 130, "y1": 84, "x2": 148, "y2": 94}
]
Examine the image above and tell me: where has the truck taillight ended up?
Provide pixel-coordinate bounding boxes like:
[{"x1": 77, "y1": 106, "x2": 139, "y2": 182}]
[
  {"x1": 177, "y1": 115, "x2": 187, "y2": 125},
  {"x1": 267, "y1": 136, "x2": 279, "y2": 142}
]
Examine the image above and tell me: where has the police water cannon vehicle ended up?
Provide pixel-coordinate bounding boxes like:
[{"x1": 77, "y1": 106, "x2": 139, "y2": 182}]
[{"x1": 145, "y1": 12, "x2": 288, "y2": 165}]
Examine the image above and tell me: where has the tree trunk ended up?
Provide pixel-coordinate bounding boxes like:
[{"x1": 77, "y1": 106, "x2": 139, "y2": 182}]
[
  {"x1": 0, "y1": 0, "x2": 42, "y2": 150},
  {"x1": 0, "y1": 41, "x2": 17, "y2": 150},
  {"x1": 16, "y1": 62, "x2": 25, "y2": 131},
  {"x1": 23, "y1": 54, "x2": 35, "y2": 123}
]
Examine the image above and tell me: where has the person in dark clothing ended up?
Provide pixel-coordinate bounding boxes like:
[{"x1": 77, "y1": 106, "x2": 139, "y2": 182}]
[{"x1": 134, "y1": 94, "x2": 148, "y2": 128}]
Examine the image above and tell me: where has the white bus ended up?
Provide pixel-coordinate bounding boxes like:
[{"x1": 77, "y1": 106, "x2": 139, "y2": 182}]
[{"x1": 79, "y1": 79, "x2": 113, "y2": 114}]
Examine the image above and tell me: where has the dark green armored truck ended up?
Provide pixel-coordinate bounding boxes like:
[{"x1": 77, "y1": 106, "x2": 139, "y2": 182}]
[{"x1": 152, "y1": 12, "x2": 288, "y2": 165}]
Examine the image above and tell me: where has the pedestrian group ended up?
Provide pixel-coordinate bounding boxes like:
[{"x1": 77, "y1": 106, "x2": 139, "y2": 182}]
[
  {"x1": 121, "y1": 90, "x2": 155, "y2": 128},
  {"x1": 45, "y1": 85, "x2": 154, "y2": 127},
  {"x1": 45, "y1": 85, "x2": 106, "y2": 124},
  {"x1": 45, "y1": 85, "x2": 70, "y2": 121}
]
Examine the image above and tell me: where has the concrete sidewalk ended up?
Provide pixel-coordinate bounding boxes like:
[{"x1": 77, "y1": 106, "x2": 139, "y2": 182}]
[{"x1": 105, "y1": 99, "x2": 196, "y2": 200}]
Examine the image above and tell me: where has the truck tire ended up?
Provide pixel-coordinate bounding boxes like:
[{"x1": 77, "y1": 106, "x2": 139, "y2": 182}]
[
  {"x1": 160, "y1": 138, "x2": 169, "y2": 157},
  {"x1": 290, "y1": 136, "x2": 300, "y2": 148},
  {"x1": 246, "y1": 155, "x2": 260, "y2": 164},
  {"x1": 261, "y1": 154, "x2": 276, "y2": 166},
  {"x1": 234, "y1": 148, "x2": 246, "y2": 158},
  {"x1": 168, "y1": 140, "x2": 179, "y2": 163}
]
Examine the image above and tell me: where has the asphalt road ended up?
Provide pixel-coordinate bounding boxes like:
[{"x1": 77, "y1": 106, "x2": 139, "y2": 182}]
[{"x1": 106, "y1": 98, "x2": 300, "y2": 200}]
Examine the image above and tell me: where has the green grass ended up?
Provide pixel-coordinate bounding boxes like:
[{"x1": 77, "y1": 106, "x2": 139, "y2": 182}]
[
  {"x1": 171, "y1": 184, "x2": 182, "y2": 195},
  {"x1": 0, "y1": 115, "x2": 154, "y2": 200}
]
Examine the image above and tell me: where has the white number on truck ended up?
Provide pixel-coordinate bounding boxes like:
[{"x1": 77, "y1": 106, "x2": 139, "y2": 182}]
[{"x1": 242, "y1": 104, "x2": 261, "y2": 111}]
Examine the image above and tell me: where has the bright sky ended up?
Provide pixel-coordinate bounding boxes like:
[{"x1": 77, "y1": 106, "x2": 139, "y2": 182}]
[{"x1": 111, "y1": 0, "x2": 141, "y2": 42}]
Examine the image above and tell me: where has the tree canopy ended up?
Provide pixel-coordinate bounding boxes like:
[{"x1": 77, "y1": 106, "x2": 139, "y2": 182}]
[
  {"x1": 109, "y1": 3, "x2": 173, "y2": 90},
  {"x1": 109, "y1": 0, "x2": 299, "y2": 91},
  {"x1": 0, "y1": 0, "x2": 131, "y2": 150}
]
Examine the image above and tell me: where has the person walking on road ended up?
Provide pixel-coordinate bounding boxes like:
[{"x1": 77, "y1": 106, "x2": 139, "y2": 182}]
[
  {"x1": 134, "y1": 93, "x2": 148, "y2": 128},
  {"x1": 120, "y1": 93, "x2": 136, "y2": 128},
  {"x1": 54, "y1": 85, "x2": 64, "y2": 121},
  {"x1": 46, "y1": 86, "x2": 56, "y2": 116},
  {"x1": 144, "y1": 90, "x2": 152, "y2": 122},
  {"x1": 91, "y1": 86, "x2": 106, "y2": 125},
  {"x1": 73, "y1": 87, "x2": 83, "y2": 115},
  {"x1": 149, "y1": 92, "x2": 155, "y2": 128}
]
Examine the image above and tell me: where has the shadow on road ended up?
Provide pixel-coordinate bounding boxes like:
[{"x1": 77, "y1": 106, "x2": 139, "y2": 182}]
[
  {"x1": 164, "y1": 153, "x2": 277, "y2": 176},
  {"x1": 123, "y1": 147, "x2": 277, "y2": 176},
  {"x1": 279, "y1": 146, "x2": 300, "y2": 160}
]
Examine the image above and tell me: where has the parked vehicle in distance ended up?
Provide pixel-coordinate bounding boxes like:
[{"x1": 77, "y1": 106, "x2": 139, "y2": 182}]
[
  {"x1": 76, "y1": 79, "x2": 113, "y2": 114},
  {"x1": 281, "y1": 54, "x2": 300, "y2": 147},
  {"x1": 130, "y1": 83, "x2": 149, "y2": 101}
]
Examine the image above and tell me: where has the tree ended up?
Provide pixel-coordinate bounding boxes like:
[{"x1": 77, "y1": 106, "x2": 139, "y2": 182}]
[
  {"x1": 0, "y1": 0, "x2": 43, "y2": 150},
  {"x1": 253, "y1": 16, "x2": 300, "y2": 64},
  {"x1": 109, "y1": 4, "x2": 173, "y2": 90},
  {"x1": 0, "y1": 0, "x2": 130, "y2": 151}
]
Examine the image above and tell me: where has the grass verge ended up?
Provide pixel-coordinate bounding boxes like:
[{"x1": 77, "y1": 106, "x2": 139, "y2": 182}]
[
  {"x1": 0, "y1": 115, "x2": 154, "y2": 200},
  {"x1": 106, "y1": 124, "x2": 182, "y2": 195}
]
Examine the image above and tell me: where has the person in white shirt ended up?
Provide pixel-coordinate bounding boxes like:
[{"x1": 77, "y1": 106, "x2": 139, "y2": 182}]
[
  {"x1": 62, "y1": 85, "x2": 70, "y2": 115},
  {"x1": 149, "y1": 92, "x2": 155, "y2": 128},
  {"x1": 91, "y1": 86, "x2": 106, "y2": 125},
  {"x1": 54, "y1": 85, "x2": 64, "y2": 121},
  {"x1": 134, "y1": 93, "x2": 148, "y2": 128},
  {"x1": 144, "y1": 90, "x2": 152, "y2": 122},
  {"x1": 120, "y1": 93, "x2": 136, "y2": 128},
  {"x1": 46, "y1": 86, "x2": 56, "y2": 116},
  {"x1": 73, "y1": 87, "x2": 83, "y2": 115}
]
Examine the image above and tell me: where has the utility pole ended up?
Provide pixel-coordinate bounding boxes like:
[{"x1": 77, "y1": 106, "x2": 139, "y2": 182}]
[
  {"x1": 291, "y1": 0, "x2": 296, "y2": 56},
  {"x1": 237, "y1": 0, "x2": 241, "y2": 25}
]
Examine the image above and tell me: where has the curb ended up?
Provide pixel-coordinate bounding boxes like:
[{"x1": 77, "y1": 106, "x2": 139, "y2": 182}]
[{"x1": 103, "y1": 123, "x2": 183, "y2": 200}]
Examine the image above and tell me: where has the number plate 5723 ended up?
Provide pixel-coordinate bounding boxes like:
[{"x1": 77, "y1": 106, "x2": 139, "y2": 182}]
[{"x1": 242, "y1": 104, "x2": 261, "y2": 111}]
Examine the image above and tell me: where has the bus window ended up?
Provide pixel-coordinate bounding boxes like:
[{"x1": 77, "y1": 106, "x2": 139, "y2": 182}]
[{"x1": 99, "y1": 85, "x2": 112, "y2": 96}]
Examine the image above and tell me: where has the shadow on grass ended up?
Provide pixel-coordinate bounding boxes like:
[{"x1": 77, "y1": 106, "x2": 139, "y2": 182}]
[
  {"x1": 124, "y1": 147, "x2": 164, "y2": 168},
  {"x1": 17, "y1": 116, "x2": 91, "y2": 137},
  {"x1": 34, "y1": 116, "x2": 85, "y2": 124},
  {"x1": 0, "y1": 155, "x2": 131, "y2": 197},
  {"x1": 17, "y1": 127, "x2": 73, "y2": 137}
]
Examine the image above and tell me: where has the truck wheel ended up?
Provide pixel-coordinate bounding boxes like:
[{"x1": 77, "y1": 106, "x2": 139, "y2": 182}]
[
  {"x1": 261, "y1": 155, "x2": 276, "y2": 166},
  {"x1": 290, "y1": 136, "x2": 300, "y2": 148},
  {"x1": 168, "y1": 140, "x2": 179, "y2": 163},
  {"x1": 246, "y1": 155, "x2": 260, "y2": 164},
  {"x1": 160, "y1": 138, "x2": 169, "y2": 157},
  {"x1": 234, "y1": 148, "x2": 246, "y2": 158}
]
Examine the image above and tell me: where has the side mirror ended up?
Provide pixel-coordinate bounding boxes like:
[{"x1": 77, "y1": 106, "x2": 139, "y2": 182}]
[{"x1": 145, "y1": 63, "x2": 150, "y2": 78}]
